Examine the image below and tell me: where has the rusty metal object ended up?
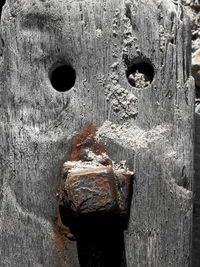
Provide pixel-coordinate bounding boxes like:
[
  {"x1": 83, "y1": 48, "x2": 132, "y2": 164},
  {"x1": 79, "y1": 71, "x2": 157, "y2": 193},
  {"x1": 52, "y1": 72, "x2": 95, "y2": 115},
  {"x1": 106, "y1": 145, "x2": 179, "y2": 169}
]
[
  {"x1": 57, "y1": 124, "x2": 133, "y2": 219},
  {"x1": 65, "y1": 167, "x2": 118, "y2": 214}
]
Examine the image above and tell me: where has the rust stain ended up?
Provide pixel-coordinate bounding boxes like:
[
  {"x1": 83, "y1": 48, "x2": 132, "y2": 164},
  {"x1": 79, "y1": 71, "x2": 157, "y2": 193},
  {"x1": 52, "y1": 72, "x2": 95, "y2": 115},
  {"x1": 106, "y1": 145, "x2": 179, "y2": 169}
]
[
  {"x1": 193, "y1": 51, "x2": 200, "y2": 64},
  {"x1": 65, "y1": 169, "x2": 117, "y2": 214},
  {"x1": 69, "y1": 124, "x2": 112, "y2": 165},
  {"x1": 58, "y1": 124, "x2": 133, "y2": 218},
  {"x1": 53, "y1": 125, "x2": 133, "y2": 267},
  {"x1": 52, "y1": 209, "x2": 71, "y2": 266},
  {"x1": 53, "y1": 123, "x2": 134, "y2": 264},
  {"x1": 52, "y1": 205, "x2": 78, "y2": 267}
]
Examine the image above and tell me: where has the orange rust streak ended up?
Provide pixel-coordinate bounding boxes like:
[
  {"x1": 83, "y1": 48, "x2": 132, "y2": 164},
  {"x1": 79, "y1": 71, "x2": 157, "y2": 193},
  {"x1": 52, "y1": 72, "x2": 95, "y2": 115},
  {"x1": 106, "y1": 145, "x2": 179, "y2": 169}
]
[
  {"x1": 69, "y1": 124, "x2": 108, "y2": 161},
  {"x1": 52, "y1": 207, "x2": 76, "y2": 266}
]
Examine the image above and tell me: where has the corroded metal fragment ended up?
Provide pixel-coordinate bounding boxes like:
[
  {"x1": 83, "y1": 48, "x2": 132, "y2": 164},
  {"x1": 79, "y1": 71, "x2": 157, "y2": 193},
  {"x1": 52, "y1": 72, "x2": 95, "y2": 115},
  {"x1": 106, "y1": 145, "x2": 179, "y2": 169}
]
[
  {"x1": 58, "y1": 124, "x2": 133, "y2": 218},
  {"x1": 66, "y1": 167, "x2": 118, "y2": 214}
]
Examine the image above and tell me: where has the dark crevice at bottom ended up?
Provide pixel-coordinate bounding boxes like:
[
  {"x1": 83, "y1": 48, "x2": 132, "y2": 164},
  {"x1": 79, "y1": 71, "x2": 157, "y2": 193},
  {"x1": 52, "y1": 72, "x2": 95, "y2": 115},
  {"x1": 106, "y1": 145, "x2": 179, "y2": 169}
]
[
  {"x1": 76, "y1": 219, "x2": 126, "y2": 267},
  {"x1": 59, "y1": 206, "x2": 127, "y2": 267},
  {"x1": 192, "y1": 113, "x2": 200, "y2": 267}
]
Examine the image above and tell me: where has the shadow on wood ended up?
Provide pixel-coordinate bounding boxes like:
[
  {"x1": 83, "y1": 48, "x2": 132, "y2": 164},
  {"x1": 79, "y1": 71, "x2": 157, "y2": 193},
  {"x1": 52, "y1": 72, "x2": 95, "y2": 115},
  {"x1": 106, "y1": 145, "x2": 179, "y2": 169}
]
[{"x1": 59, "y1": 205, "x2": 127, "y2": 267}]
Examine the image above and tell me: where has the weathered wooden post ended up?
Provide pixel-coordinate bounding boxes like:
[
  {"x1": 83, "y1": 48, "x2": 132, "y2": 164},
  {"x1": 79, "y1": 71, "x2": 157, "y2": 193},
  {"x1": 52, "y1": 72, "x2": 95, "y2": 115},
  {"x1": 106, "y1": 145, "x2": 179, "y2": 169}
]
[{"x1": 0, "y1": 0, "x2": 194, "y2": 266}]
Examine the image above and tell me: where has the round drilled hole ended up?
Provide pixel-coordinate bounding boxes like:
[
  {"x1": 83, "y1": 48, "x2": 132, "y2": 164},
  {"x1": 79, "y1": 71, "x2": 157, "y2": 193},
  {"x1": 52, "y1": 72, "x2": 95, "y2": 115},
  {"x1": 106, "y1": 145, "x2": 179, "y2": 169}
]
[
  {"x1": 50, "y1": 64, "x2": 76, "y2": 92},
  {"x1": 127, "y1": 59, "x2": 154, "y2": 88}
]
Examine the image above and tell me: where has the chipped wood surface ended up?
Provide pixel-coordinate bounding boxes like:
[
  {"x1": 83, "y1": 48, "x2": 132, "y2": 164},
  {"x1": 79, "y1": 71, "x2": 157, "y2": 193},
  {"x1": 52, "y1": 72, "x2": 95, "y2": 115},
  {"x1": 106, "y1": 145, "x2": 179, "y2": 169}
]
[{"x1": 0, "y1": 0, "x2": 194, "y2": 266}]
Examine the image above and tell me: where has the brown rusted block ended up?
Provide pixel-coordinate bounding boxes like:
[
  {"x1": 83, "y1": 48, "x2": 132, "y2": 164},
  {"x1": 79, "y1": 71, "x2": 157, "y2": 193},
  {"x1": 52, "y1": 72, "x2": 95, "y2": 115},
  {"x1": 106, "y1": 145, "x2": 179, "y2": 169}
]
[
  {"x1": 57, "y1": 124, "x2": 133, "y2": 221},
  {"x1": 64, "y1": 167, "x2": 118, "y2": 214}
]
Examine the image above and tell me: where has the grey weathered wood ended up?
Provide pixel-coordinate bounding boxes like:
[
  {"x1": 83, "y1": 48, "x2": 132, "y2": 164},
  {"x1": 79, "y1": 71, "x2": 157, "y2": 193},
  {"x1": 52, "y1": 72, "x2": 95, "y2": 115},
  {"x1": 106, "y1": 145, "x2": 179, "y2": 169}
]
[
  {"x1": 0, "y1": 0, "x2": 194, "y2": 266},
  {"x1": 179, "y1": 1, "x2": 200, "y2": 266}
]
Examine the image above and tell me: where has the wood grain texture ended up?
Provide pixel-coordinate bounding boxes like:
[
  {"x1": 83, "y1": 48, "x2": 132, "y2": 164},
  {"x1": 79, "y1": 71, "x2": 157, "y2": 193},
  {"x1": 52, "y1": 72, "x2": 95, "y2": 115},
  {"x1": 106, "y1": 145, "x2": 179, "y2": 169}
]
[{"x1": 0, "y1": 0, "x2": 194, "y2": 266}]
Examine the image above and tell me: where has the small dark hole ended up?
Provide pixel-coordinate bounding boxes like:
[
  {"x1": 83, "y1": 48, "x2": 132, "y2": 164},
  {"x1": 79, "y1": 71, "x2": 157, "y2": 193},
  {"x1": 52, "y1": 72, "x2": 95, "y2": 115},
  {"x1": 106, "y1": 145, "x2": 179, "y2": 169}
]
[
  {"x1": 192, "y1": 32, "x2": 198, "y2": 41},
  {"x1": 196, "y1": 85, "x2": 200, "y2": 99},
  {"x1": 0, "y1": 37, "x2": 4, "y2": 57},
  {"x1": 127, "y1": 58, "x2": 154, "y2": 88},
  {"x1": 125, "y1": 2, "x2": 131, "y2": 20},
  {"x1": 169, "y1": 37, "x2": 174, "y2": 44},
  {"x1": 50, "y1": 64, "x2": 76, "y2": 92}
]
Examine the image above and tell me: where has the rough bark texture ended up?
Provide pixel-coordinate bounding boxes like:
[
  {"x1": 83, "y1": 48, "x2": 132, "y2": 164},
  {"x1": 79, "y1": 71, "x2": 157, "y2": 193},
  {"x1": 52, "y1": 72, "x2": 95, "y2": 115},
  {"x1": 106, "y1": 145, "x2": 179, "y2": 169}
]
[{"x1": 0, "y1": 0, "x2": 194, "y2": 267}]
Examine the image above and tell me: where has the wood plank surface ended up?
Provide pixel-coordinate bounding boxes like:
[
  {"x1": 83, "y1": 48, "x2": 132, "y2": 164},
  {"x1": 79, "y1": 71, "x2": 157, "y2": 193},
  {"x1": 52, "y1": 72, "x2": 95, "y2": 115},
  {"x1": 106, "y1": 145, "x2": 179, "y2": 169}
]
[{"x1": 0, "y1": 0, "x2": 194, "y2": 266}]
